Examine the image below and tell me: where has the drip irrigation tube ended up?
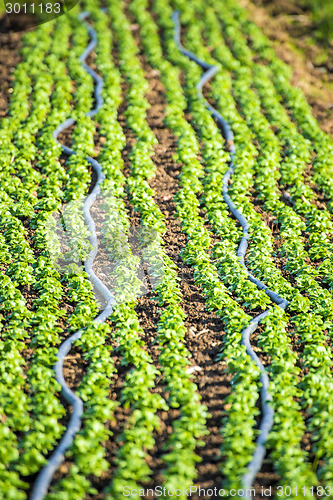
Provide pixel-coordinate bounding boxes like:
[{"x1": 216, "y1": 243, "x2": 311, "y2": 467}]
[
  {"x1": 30, "y1": 11, "x2": 115, "y2": 500},
  {"x1": 172, "y1": 11, "x2": 289, "y2": 494}
]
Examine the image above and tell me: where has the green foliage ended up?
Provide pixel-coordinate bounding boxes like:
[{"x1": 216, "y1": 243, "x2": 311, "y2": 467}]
[
  {"x1": 301, "y1": 0, "x2": 333, "y2": 43},
  {"x1": 2, "y1": 0, "x2": 333, "y2": 495}
]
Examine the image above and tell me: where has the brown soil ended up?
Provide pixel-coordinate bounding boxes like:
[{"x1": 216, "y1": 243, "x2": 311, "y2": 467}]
[
  {"x1": 0, "y1": 26, "x2": 21, "y2": 118},
  {"x1": 0, "y1": 11, "x2": 40, "y2": 33},
  {"x1": 254, "y1": 0, "x2": 333, "y2": 69},
  {"x1": 243, "y1": 0, "x2": 333, "y2": 137}
]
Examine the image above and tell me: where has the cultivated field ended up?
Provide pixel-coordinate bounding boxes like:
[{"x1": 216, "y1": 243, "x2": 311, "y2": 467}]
[{"x1": 0, "y1": 0, "x2": 333, "y2": 498}]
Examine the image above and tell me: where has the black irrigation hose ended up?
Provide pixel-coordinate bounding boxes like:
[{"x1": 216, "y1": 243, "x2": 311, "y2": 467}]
[
  {"x1": 30, "y1": 11, "x2": 115, "y2": 500},
  {"x1": 172, "y1": 11, "x2": 289, "y2": 494}
]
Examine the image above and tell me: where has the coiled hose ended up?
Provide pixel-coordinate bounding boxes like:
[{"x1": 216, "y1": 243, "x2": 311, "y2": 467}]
[
  {"x1": 172, "y1": 11, "x2": 289, "y2": 494},
  {"x1": 30, "y1": 11, "x2": 115, "y2": 499}
]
